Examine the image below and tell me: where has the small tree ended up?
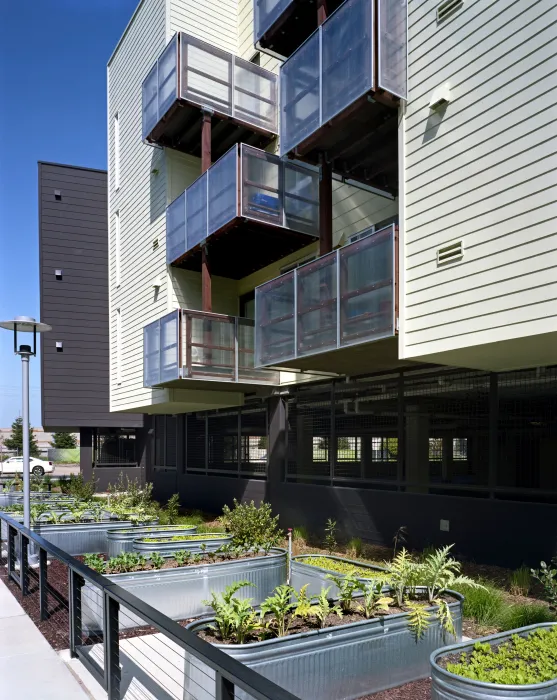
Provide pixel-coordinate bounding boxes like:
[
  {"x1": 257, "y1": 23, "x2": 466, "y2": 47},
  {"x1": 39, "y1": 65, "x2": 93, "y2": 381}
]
[
  {"x1": 50, "y1": 432, "x2": 78, "y2": 449},
  {"x1": 4, "y1": 416, "x2": 41, "y2": 457}
]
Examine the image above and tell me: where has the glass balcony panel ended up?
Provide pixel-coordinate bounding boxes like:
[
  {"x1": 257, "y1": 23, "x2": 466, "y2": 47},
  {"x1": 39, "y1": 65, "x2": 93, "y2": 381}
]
[
  {"x1": 208, "y1": 146, "x2": 238, "y2": 235},
  {"x1": 234, "y1": 61, "x2": 277, "y2": 132},
  {"x1": 160, "y1": 311, "x2": 180, "y2": 382},
  {"x1": 142, "y1": 64, "x2": 158, "y2": 141},
  {"x1": 241, "y1": 147, "x2": 282, "y2": 226},
  {"x1": 284, "y1": 162, "x2": 319, "y2": 236},
  {"x1": 255, "y1": 273, "x2": 295, "y2": 366},
  {"x1": 378, "y1": 0, "x2": 407, "y2": 100},
  {"x1": 321, "y1": 0, "x2": 373, "y2": 123},
  {"x1": 181, "y1": 37, "x2": 233, "y2": 116},
  {"x1": 254, "y1": 0, "x2": 293, "y2": 45},
  {"x1": 186, "y1": 173, "x2": 208, "y2": 249},
  {"x1": 339, "y1": 226, "x2": 394, "y2": 347},
  {"x1": 166, "y1": 192, "x2": 186, "y2": 264},
  {"x1": 190, "y1": 316, "x2": 235, "y2": 379},
  {"x1": 280, "y1": 31, "x2": 320, "y2": 155},
  {"x1": 158, "y1": 34, "x2": 178, "y2": 119},
  {"x1": 143, "y1": 319, "x2": 160, "y2": 387},
  {"x1": 238, "y1": 319, "x2": 280, "y2": 383},
  {"x1": 296, "y1": 254, "x2": 338, "y2": 357}
]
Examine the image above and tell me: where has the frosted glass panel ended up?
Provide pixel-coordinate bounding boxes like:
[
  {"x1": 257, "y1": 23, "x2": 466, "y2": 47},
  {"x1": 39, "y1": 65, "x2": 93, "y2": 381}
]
[
  {"x1": 297, "y1": 254, "x2": 337, "y2": 357},
  {"x1": 143, "y1": 319, "x2": 160, "y2": 387},
  {"x1": 158, "y1": 35, "x2": 178, "y2": 119},
  {"x1": 166, "y1": 192, "x2": 186, "y2": 264},
  {"x1": 280, "y1": 31, "x2": 320, "y2": 156},
  {"x1": 284, "y1": 163, "x2": 319, "y2": 236},
  {"x1": 142, "y1": 64, "x2": 158, "y2": 140},
  {"x1": 186, "y1": 174, "x2": 208, "y2": 249},
  {"x1": 234, "y1": 61, "x2": 277, "y2": 132},
  {"x1": 254, "y1": 0, "x2": 293, "y2": 44},
  {"x1": 241, "y1": 147, "x2": 281, "y2": 226},
  {"x1": 322, "y1": 0, "x2": 373, "y2": 123},
  {"x1": 181, "y1": 36, "x2": 233, "y2": 115},
  {"x1": 208, "y1": 147, "x2": 238, "y2": 235},
  {"x1": 190, "y1": 316, "x2": 235, "y2": 379},
  {"x1": 160, "y1": 311, "x2": 180, "y2": 382},
  {"x1": 255, "y1": 273, "x2": 295, "y2": 366},
  {"x1": 379, "y1": 0, "x2": 407, "y2": 99}
]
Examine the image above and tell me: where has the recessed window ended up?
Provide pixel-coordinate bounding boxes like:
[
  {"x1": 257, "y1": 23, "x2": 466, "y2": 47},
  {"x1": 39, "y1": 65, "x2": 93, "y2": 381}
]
[{"x1": 114, "y1": 112, "x2": 121, "y2": 190}]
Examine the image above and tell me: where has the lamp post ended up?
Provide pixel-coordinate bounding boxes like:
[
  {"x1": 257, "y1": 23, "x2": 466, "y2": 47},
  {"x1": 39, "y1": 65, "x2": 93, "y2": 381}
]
[{"x1": 0, "y1": 317, "x2": 51, "y2": 529}]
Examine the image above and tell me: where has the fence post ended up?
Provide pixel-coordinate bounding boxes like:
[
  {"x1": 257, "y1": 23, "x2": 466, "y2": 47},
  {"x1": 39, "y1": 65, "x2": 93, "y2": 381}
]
[
  {"x1": 20, "y1": 533, "x2": 29, "y2": 596},
  {"x1": 104, "y1": 593, "x2": 121, "y2": 700},
  {"x1": 39, "y1": 547, "x2": 48, "y2": 620},
  {"x1": 69, "y1": 569, "x2": 84, "y2": 658},
  {"x1": 216, "y1": 672, "x2": 234, "y2": 700},
  {"x1": 7, "y1": 524, "x2": 16, "y2": 578}
]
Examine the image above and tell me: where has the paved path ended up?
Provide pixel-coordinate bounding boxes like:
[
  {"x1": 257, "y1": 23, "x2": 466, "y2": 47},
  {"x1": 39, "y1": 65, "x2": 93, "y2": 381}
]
[{"x1": 0, "y1": 579, "x2": 91, "y2": 699}]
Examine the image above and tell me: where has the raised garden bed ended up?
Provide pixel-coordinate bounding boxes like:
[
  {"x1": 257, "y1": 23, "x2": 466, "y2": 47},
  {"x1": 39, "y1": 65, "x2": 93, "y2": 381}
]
[
  {"x1": 30, "y1": 520, "x2": 154, "y2": 555},
  {"x1": 132, "y1": 533, "x2": 232, "y2": 555},
  {"x1": 107, "y1": 525, "x2": 197, "y2": 557},
  {"x1": 81, "y1": 548, "x2": 287, "y2": 633},
  {"x1": 431, "y1": 622, "x2": 557, "y2": 700},
  {"x1": 186, "y1": 589, "x2": 463, "y2": 700},
  {"x1": 291, "y1": 554, "x2": 387, "y2": 598}
]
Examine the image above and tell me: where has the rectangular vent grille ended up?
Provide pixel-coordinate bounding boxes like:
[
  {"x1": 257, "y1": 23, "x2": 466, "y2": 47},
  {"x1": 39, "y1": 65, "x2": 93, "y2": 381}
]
[
  {"x1": 437, "y1": 241, "x2": 463, "y2": 266},
  {"x1": 437, "y1": 0, "x2": 463, "y2": 22}
]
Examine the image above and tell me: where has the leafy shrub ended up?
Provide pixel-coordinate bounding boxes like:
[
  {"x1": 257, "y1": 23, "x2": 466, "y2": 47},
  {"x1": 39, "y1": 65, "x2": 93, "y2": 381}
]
[
  {"x1": 260, "y1": 585, "x2": 297, "y2": 637},
  {"x1": 445, "y1": 627, "x2": 557, "y2": 685},
  {"x1": 531, "y1": 561, "x2": 557, "y2": 609},
  {"x1": 202, "y1": 581, "x2": 257, "y2": 643},
  {"x1": 324, "y1": 518, "x2": 337, "y2": 554},
  {"x1": 83, "y1": 553, "x2": 106, "y2": 574},
  {"x1": 107, "y1": 474, "x2": 156, "y2": 513},
  {"x1": 59, "y1": 473, "x2": 95, "y2": 501},
  {"x1": 159, "y1": 493, "x2": 180, "y2": 525},
  {"x1": 451, "y1": 580, "x2": 505, "y2": 628},
  {"x1": 509, "y1": 566, "x2": 531, "y2": 596},
  {"x1": 149, "y1": 552, "x2": 165, "y2": 570},
  {"x1": 220, "y1": 499, "x2": 282, "y2": 551},
  {"x1": 499, "y1": 604, "x2": 555, "y2": 632}
]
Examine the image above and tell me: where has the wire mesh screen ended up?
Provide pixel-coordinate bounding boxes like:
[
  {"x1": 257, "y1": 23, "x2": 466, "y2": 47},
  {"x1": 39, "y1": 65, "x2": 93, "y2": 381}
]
[
  {"x1": 234, "y1": 58, "x2": 278, "y2": 132},
  {"x1": 378, "y1": 0, "x2": 408, "y2": 99},
  {"x1": 287, "y1": 389, "x2": 333, "y2": 481},
  {"x1": 255, "y1": 272, "x2": 296, "y2": 366},
  {"x1": 93, "y1": 429, "x2": 137, "y2": 466},
  {"x1": 181, "y1": 35, "x2": 233, "y2": 116},
  {"x1": 238, "y1": 318, "x2": 280, "y2": 384},
  {"x1": 208, "y1": 146, "x2": 238, "y2": 235},
  {"x1": 186, "y1": 414, "x2": 206, "y2": 473},
  {"x1": 240, "y1": 409, "x2": 268, "y2": 476},
  {"x1": 141, "y1": 34, "x2": 178, "y2": 140},
  {"x1": 166, "y1": 192, "x2": 186, "y2": 264},
  {"x1": 296, "y1": 253, "x2": 338, "y2": 357},
  {"x1": 142, "y1": 64, "x2": 158, "y2": 140},
  {"x1": 188, "y1": 315, "x2": 235, "y2": 380},
  {"x1": 208, "y1": 413, "x2": 239, "y2": 474},
  {"x1": 160, "y1": 311, "x2": 180, "y2": 383},
  {"x1": 284, "y1": 161, "x2": 319, "y2": 235},
  {"x1": 143, "y1": 318, "x2": 161, "y2": 387},
  {"x1": 254, "y1": 0, "x2": 293, "y2": 44},
  {"x1": 186, "y1": 173, "x2": 208, "y2": 250},
  {"x1": 242, "y1": 147, "x2": 282, "y2": 226}
]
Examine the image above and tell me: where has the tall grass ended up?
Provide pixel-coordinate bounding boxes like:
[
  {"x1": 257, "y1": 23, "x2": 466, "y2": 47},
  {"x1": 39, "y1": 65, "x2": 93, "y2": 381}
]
[
  {"x1": 499, "y1": 604, "x2": 555, "y2": 632},
  {"x1": 452, "y1": 581, "x2": 505, "y2": 627},
  {"x1": 509, "y1": 566, "x2": 531, "y2": 596},
  {"x1": 347, "y1": 537, "x2": 363, "y2": 558},
  {"x1": 292, "y1": 526, "x2": 309, "y2": 543}
]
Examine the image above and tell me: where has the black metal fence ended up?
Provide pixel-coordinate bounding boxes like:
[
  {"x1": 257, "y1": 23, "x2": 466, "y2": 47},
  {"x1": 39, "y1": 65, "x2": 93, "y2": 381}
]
[{"x1": 0, "y1": 512, "x2": 300, "y2": 700}]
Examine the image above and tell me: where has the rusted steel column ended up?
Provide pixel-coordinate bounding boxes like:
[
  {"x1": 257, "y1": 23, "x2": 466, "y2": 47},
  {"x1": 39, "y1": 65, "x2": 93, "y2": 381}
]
[
  {"x1": 319, "y1": 156, "x2": 333, "y2": 256},
  {"x1": 317, "y1": 0, "x2": 328, "y2": 25},
  {"x1": 201, "y1": 110, "x2": 212, "y2": 312}
]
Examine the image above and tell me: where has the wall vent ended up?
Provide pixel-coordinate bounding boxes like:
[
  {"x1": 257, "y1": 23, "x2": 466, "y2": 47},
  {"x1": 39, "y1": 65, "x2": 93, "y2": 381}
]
[
  {"x1": 437, "y1": 0, "x2": 463, "y2": 22},
  {"x1": 437, "y1": 241, "x2": 463, "y2": 266},
  {"x1": 152, "y1": 238, "x2": 159, "y2": 250}
]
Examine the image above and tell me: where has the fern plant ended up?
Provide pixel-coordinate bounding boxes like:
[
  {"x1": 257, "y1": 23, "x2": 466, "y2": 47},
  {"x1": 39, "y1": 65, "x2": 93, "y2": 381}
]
[
  {"x1": 406, "y1": 602, "x2": 431, "y2": 640},
  {"x1": 418, "y1": 545, "x2": 480, "y2": 604},
  {"x1": 202, "y1": 581, "x2": 255, "y2": 642},
  {"x1": 386, "y1": 549, "x2": 418, "y2": 607},
  {"x1": 326, "y1": 570, "x2": 361, "y2": 613},
  {"x1": 233, "y1": 598, "x2": 260, "y2": 643},
  {"x1": 260, "y1": 585, "x2": 296, "y2": 637},
  {"x1": 357, "y1": 579, "x2": 393, "y2": 619},
  {"x1": 313, "y1": 587, "x2": 342, "y2": 629}
]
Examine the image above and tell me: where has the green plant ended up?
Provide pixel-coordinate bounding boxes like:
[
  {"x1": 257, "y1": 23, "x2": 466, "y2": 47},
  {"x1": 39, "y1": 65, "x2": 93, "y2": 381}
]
[
  {"x1": 357, "y1": 579, "x2": 393, "y2": 619},
  {"x1": 107, "y1": 474, "x2": 156, "y2": 513},
  {"x1": 509, "y1": 566, "x2": 531, "y2": 597},
  {"x1": 173, "y1": 550, "x2": 188, "y2": 567},
  {"x1": 419, "y1": 545, "x2": 481, "y2": 605},
  {"x1": 303, "y1": 556, "x2": 384, "y2": 579},
  {"x1": 150, "y1": 552, "x2": 165, "y2": 569},
  {"x1": 445, "y1": 627, "x2": 557, "y2": 685},
  {"x1": 83, "y1": 553, "x2": 106, "y2": 574},
  {"x1": 4, "y1": 416, "x2": 41, "y2": 457},
  {"x1": 532, "y1": 561, "x2": 557, "y2": 609},
  {"x1": 260, "y1": 585, "x2": 296, "y2": 637},
  {"x1": 406, "y1": 602, "x2": 431, "y2": 640},
  {"x1": 59, "y1": 473, "x2": 96, "y2": 501},
  {"x1": 451, "y1": 581, "x2": 505, "y2": 628},
  {"x1": 107, "y1": 552, "x2": 146, "y2": 574},
  {"x1": 203, "y1": 581, "x2": 256, "y2": 642},
  {"x1": 160, "y1": 493, "x2": 180, "y2": 525},
  {"x1": 312, "y1": 587, "x2": 342, "y2": 629},
  {"x1": 499, "y1": 604, "x2": 555, "y2": 632},
  {"x1": 324, "y1": 518, "x2": 337, "y2": 554},
  {"x1": 292, "y1": 526, "x2": 309, "y2": 544},
  {"x1": 387, "y1": 549, "x2": 419, "y2": 607},
  {"x1": 292, "y1": 584, "x2": 314, "y2": 621},
  {"x1": 393, "y1": 525, "x2": 408, "y2": 558},
  {"x1": 220, "y1": 499, "x2": 283, "y2": 551},
  {"x1": 326, "y1": 570, "x2": 361, "y2": 613},
  {"x1": 347, "y1": 537, "x2": 363, "y2": 558}
]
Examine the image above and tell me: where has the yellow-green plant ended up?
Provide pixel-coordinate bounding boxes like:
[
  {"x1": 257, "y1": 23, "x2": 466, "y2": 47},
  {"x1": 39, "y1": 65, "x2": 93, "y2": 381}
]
[
  {"x1": 312, "y1": 587, "x2": 342, "y2": 629},
  {"x1": 202, "y1": 581, "x2": 255, "y2": 642},
  {"x1": 357, "y1": 579, "x2": 393, "y2": 619},
  {"x1": 260, "y1": 585, "x2": 297, "y2": 637},
  {"x1": 326, "y1": 570, "x2": 361, "y2": 614}
]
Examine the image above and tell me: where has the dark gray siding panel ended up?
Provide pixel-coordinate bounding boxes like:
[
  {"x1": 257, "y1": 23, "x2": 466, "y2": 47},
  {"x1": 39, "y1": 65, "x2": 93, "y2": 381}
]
[{"x1": 39, "y1": 162, "x2": 142, "y2": 430}]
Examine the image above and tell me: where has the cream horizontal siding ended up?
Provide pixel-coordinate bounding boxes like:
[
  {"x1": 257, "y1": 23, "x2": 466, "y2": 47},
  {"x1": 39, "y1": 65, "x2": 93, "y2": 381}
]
[
  {"x1": 108, "y1": 0, "x2": 168, "y2": 412},
  {"x1": 170, "y1": 0, "x2": 238, "y2": 53},
  {"x1": 237, "y1": 0, "x2": 280, "y2": 72},
  {"x1": 401, "y1": 0, "x2": 557, "y2": 362}
]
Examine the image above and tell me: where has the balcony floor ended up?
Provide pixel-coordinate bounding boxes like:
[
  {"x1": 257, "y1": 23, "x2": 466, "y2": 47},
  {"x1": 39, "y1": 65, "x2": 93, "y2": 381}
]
[
  {"x1": 149, "y1": 376, "x2": 278, "y2": 394},
  {"x1": 148, "y1": 102, "x2": 276, "y2": 159},
  {"x1": 170, "y1": 219, "x2": 317, "y2": 279}
]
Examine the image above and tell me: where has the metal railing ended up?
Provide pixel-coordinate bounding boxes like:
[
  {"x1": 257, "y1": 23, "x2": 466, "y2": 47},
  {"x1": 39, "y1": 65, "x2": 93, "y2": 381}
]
[
  {"x1": 166, "y1": 143, "x2": 319, "y2": 265},
  {"x1": 0, "y1": 511, "x2": 300, "y2": 700},
  {"x1": 142, "y1": 32, "x2": 278, "y2": 141},
  {"x1": 144, "y1": 309, "x2": 280, "y2": 387},
  {"x1": 255, "y1": 225, "x2": 397, "y2": 367}
]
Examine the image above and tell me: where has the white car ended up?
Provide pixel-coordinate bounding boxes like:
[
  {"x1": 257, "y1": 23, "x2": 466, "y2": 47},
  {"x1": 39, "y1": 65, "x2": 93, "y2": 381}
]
[{"x1": 1, "y1": 456, "x2": 54, "y2": 477}]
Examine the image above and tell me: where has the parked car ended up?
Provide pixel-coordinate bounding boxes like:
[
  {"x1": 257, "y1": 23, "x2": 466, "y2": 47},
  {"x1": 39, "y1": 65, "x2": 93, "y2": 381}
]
[{"x1": 1, "y1": 456, "x2": 54, "y2": 477}]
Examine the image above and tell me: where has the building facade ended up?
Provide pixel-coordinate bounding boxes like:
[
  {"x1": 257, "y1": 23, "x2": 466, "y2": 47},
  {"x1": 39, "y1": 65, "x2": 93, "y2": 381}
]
[
  {"x1": 39, "y1": 162, "x2": 149, "y2": 489},
  {"x1": 107, "y1": 0, "x2": 557, "y2": 565}
]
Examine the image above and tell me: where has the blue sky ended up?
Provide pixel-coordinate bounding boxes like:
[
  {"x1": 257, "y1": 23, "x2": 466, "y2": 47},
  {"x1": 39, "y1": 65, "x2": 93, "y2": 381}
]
[{"x1": 0, "y1": 0, "x2": 138, "y2": 429}]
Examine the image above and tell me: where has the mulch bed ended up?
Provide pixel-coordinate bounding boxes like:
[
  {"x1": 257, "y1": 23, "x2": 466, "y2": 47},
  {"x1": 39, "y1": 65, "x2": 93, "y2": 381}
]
[{"x1": 361, "y1": 679, "x2": 431, "y2": 699}]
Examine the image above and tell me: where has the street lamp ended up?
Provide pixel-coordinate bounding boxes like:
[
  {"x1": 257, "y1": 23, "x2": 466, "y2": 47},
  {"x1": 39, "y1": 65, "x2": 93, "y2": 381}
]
[{"x1": 0, "y1": 316, "x2": 51, "y2": 529}]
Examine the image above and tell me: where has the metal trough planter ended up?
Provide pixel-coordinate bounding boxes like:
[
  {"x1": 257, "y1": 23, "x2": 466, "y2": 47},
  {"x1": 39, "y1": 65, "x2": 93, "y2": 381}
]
[
  {"x1": 291, "y1": 554, "x2": 387, "y2": 598},
  {"x1": 31, "y1": 520, "x2": 154, "y2": 555},
  {"x1": 132, "y1": 533, "x2": 232, "y2": 556},
  {"x1": 107, "y1": 525, "x2": 197, "y2": 557},
  {"x1": 431, "y1": 623, "x2": 557, "y2": 700},
  {"x1": 81, "y1": 548, "x2": 287, "y2": 633},
  {"x1": 184, "y1": 590, "x2": 463, "y2": 700}
]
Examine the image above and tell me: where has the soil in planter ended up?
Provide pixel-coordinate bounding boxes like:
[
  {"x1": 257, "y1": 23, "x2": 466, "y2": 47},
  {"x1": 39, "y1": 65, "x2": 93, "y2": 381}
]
[
  {"x1": 361, "y1": 679, "x2": 431, "y2": 700},
  {"x1": 197, "y1": 593, "x2": 458, "y2": 645}
]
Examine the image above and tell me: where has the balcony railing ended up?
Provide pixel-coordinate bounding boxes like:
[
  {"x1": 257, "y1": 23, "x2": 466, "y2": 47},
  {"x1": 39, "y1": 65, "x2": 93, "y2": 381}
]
[
  {"x1": 279, "y1": 0, "x2": 407, "y2": 174},
  {"x1": 142, "y1": 33, "x2": 278, "y2": 155},
  {"x1": 166, "y1": 144, "x2": 319, "y2": 277},
  {"x1": 255, "y1": 224, "x2": 396, "y2": 367},
  {"x1": 144, "y1": 309, "x2": 279, "y2": 387}
]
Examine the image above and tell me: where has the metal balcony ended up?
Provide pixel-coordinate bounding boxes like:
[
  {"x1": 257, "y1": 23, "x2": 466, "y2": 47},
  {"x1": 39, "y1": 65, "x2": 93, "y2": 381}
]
[
  {"x1": 166, "y1": 144, "x2": 320, "y2": 278},
  {"x1": 142, "y1": 33, "x2": 278, "y2": 157},
  {"x1": 279, "y1": 0, "x2": 407, "y2": 191},
  {"x1": 144, "y1": 309, "x2": 280, "y2": 389},
  {"x1": 255, "y1": 224, "x2": 399, "y2": 373}
]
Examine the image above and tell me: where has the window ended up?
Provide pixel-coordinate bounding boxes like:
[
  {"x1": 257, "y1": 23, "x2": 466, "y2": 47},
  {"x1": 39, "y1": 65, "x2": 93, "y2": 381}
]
[
  {"x1": 429, "y1": 437, "x2": 443, "y2": 461},
  {"x1": 313, "y1": 436, "x2": 329, "y2": 462},
  {"x1": 453, "y1": 438, "x2": 468, "y2": 461},
  {"x1": 115, "y1": 210, "x2": 121, "y2": 287},
  {"x1": 371, "y1": 437, "x2": 397, "y2": 462},
  {"x1": 337, "y1": 436, "x2": 361, "y2": 462},
  {"x1": 114, "y1": 112, "x2": 120, "y2": 190},
  {"x1": 93, "y1": 429, "x2": 136, "y2": 466},
  {"x1": 116, "y1": 308, "x2": 122, "y2": 385}
]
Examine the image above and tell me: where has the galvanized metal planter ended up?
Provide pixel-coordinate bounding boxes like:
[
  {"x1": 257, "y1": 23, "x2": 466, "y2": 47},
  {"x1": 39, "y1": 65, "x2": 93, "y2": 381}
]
[
  {"x1": 31, "y1": 520, "x2": 151, "y2": 555},
  {"x1": 132, "y1": 533, "x2": 232, "y2": 556},
  {"x1": 81, "y1": 548, "x2": 287, "y2": 633},
  {"x1": 107, "y1": 525, "x2": 198, "y2": 557},
  {"x1": 291, "y1": 554, "x2": 386, "y2": 598},
  {"x1": 431, "y1": 623, "x2": 557, "y2": 700},
  {"x1": 184, "y1": 590, "x2": 463, "y2": 700}
]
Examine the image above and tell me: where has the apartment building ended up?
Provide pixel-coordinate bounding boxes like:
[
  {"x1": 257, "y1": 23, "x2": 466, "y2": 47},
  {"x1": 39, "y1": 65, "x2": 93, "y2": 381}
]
[
  {"x1": 108, "y1": 0, "x2": 557, "y2": 565},
  {"x1": 39, "y1": 162, "x2": 149, "y2": 489}
]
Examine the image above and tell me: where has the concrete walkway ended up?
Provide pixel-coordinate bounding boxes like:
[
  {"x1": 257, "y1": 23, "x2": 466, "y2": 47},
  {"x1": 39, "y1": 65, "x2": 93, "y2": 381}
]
[{"x1": 0, "y1": 579, "x2": 92, "y2": 699}]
